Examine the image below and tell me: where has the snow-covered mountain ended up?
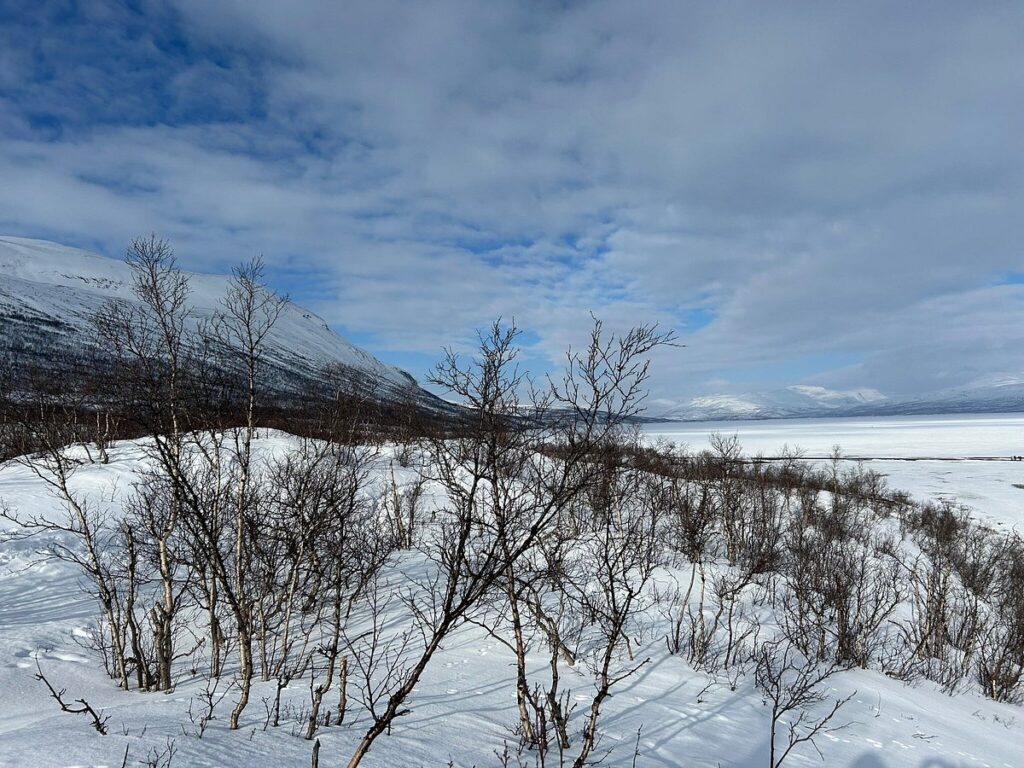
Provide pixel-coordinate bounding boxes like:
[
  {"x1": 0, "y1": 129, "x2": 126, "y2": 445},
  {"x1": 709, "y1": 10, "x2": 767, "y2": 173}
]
[
  {"x1": 857, "y1": 375, "x2": 1024, "y2": 418},
  {"x1": 654, "y1": 380, "x2": 1024, "y2": 422},
  {"x1": 0, "y1": 236, "x2": 423, "y2": 400},
  {"x1": 656, "y1": 385, "x2": 889, "y2": 421}
]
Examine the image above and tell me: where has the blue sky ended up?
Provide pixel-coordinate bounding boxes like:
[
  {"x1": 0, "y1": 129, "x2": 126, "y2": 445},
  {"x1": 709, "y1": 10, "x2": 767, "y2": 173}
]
[{"x1": 1, "y1": 1, "x2": 1023, "y2": 404}]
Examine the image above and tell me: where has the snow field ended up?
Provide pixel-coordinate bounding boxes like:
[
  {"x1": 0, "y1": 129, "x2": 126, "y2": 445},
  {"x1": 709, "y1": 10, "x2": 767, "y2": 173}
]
[{"x1": 0, "y1": 426, "x2": 1022, "y2": 767}]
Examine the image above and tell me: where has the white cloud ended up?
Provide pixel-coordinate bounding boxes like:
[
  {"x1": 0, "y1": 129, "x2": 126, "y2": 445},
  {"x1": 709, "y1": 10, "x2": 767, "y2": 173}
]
[{"x1": 1, "y1": 1, "x2": 1022, "y2": 400}]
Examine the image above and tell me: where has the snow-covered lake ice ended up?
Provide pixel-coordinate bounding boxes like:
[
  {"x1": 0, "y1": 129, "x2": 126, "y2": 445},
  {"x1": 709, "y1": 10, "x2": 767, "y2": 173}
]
[
  {"x1": 643, "y1": 412, "x2": 1024, "y2": 459},
  {"x1": 644, "y1": 413, "x2": 1024, "y2": 530}
]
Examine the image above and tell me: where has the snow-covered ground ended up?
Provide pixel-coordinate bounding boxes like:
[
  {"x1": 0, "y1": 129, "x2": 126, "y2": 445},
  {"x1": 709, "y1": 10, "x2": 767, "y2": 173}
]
[
  {"x1": 1, "y1": 425, "x2": 1022, "y2": 767},
  {"x1": 645, "y1": 413, "x2": 1024, "y2": 531}
]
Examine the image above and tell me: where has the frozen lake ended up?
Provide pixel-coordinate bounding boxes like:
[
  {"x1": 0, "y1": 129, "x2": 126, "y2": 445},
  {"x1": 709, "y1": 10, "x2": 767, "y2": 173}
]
[
  {"x1": 644, "y1": 413, "x2": 1024, "y2": 530},
  {"x1": 642, "y1": 412, "x2": 1024, "y2": 459}
]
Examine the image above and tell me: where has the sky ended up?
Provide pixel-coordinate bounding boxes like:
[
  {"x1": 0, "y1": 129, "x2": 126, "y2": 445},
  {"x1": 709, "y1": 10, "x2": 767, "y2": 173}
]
[{"x1": 1, "y1": 1, "x2": 1023, "y2": 407}]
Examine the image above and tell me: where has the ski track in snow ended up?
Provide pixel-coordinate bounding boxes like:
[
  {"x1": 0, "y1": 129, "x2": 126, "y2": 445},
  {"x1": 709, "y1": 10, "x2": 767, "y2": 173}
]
[{"x1": 0, "y1": 422, "x2": 1022, "y2": 767}]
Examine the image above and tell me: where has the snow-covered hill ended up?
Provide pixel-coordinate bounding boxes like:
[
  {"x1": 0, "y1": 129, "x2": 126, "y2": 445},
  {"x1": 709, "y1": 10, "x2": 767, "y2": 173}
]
[
  {"x1": 656, "y1": 381, "x2": 1024, "y2": 422},
  {"x1": 658, "y1": 385, "x2": 889, "y2": 421},
  {"x1": 0, "y1": 236, "x2": 421, "y2": 399}
]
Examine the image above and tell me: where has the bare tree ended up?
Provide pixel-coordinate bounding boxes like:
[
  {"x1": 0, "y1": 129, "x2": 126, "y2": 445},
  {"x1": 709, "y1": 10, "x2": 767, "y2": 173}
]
[
  {"x1": 977, "y1": 534, "x2": 1024, "y2": 703},
  {"x1": 93, "y1": 235, "x2": 195, "y2": 691},
  {"x1": 341, "y1": 318, "x2": 673, "y2": 767}
]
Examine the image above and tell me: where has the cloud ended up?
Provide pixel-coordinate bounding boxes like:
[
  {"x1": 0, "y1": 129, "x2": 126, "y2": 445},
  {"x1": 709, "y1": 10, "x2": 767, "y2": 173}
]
[{"x1": 1, "y1": 1, "x2": 1022, "y2": 401}]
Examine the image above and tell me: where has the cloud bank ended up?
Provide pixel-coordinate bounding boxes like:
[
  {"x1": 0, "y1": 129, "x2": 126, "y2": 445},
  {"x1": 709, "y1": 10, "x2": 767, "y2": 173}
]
[{"x1": 1, "y1": 1, "x2": 1022, "y2": 403}]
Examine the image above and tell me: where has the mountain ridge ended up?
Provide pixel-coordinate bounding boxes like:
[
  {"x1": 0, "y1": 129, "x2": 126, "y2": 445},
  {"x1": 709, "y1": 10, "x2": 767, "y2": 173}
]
[
  {"x1": 651, "y1": 380, "x2": 1024, "y2": 422},
  {"x1": 0, "y1": 235, "x2": 426, "y2": 402}
]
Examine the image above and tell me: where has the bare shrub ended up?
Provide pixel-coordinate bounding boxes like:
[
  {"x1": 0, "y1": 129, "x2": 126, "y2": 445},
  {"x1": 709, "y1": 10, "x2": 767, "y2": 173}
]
[
  {"x1": 754, "y1": 640, "x2": 853, "y2": 768},
  {"x1": 340, "y1": 318, "x2": 673, "y2": 767},
  {"x1": 34, "y1": 659, "x2": 110, "y2": 734}
]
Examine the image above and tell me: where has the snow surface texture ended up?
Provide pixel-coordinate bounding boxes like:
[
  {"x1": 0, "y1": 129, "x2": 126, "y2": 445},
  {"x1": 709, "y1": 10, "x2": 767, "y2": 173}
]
[
  {"x1": 0, "y1": 235, "x2": 417, "y2": 391},
  {"x1": 645, "y1": 413, "x2": 1024, "y2": 531},
  {"x1": 1, "y1": 418, "x2": 1023, "y2": 767}
]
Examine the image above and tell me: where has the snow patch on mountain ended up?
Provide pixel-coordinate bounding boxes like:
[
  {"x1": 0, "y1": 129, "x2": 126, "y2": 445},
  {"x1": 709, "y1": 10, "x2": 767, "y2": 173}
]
[{"x1": 786, "y1": 385, "x2": 887, "y2": 404}]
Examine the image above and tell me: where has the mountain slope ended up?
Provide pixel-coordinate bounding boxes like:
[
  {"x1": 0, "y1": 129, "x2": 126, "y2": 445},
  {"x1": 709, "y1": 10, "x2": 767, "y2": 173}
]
[
  {"x1": 847, "y1": 375, "x2": 1024, "y2": 418},
  {"x1": 0, "y1": 235, "x2": 422, "y2": 399}
]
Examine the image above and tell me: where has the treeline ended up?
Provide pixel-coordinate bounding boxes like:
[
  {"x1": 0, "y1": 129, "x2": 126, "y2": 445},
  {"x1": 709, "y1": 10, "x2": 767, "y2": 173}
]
[{"x1": 2, "y1": 237, "x2": 1022, "y2": 767}]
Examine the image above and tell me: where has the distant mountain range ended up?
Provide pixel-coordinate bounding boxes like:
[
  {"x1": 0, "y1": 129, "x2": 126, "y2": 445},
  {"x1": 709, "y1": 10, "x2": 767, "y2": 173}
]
[
  {"x1": 0, "y1": 236, "x2": 436, "y2": 406},
  {"x1": 651, "y1": 378, "x2": 1024, "y2": 422}
]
